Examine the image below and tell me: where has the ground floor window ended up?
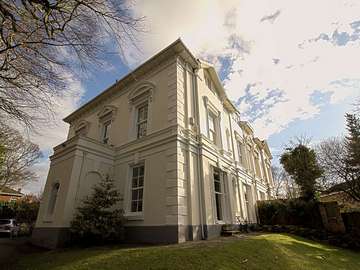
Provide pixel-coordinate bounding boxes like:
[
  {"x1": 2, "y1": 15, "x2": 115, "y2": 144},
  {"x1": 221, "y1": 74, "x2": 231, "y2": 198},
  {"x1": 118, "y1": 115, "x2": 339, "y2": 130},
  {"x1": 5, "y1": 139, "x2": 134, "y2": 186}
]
[
  {"x1": 213, "y1": 168, "x2": 223, "y2": 221},
  {"x1": 131, "y1": 165, "x2": 145, "y2": 212},
  {"x1": 244, "y1": 185, "x2": 252, "y2": 221}
]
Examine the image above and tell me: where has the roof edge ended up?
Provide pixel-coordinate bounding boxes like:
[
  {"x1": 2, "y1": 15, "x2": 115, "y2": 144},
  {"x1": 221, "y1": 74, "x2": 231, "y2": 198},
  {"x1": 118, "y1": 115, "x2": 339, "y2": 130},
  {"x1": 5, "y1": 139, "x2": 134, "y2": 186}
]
[{"x1": 64, "y1": 38, "x2": 199, "y2": 123}]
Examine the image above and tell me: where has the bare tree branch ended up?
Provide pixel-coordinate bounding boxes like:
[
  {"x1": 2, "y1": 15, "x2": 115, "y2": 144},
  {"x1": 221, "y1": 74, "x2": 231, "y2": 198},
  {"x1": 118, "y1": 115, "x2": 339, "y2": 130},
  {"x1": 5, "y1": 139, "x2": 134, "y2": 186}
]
[
  {"x1": 0, "y1": 0, "x2": 144, "y2": 128},
  {"x1": 0, "y1": 122, "x2": 42, "y2": 188}
]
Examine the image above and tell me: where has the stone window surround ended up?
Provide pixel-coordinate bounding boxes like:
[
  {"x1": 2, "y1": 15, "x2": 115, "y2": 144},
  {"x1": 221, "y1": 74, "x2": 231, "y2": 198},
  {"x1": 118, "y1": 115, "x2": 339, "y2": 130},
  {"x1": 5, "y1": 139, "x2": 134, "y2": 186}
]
[
  {"x1": 204, "y1": 96, "x2": 222, "y2": 148},
  {"x1": 234, "y1": 133, "x2": 245, "y2": 165},
  {"x1": 97, "y1": 105, "x2": 117, "y2": 145},
  {"x1": 74, "y1": 120, "x2": 90, "y2": 136},
  {"x1": 210, "y1": 166, "x2": 229, "y2": 224},
  {"x1": 128, "y1": 81, "x2": 155, "y2": 141},
  {"x1": 136, "y1": 102, "x2": 148, "y2": 139},
  {"x1": 44, "y1": 182, "x2": 60, "y2": 222}
]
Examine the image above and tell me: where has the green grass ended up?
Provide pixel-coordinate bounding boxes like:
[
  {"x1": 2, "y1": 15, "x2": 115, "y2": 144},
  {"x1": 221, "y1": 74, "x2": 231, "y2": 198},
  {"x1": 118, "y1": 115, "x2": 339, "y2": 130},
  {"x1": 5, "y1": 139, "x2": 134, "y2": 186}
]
[{"x1": 13, "y1": 234, "x2": 360, "y2": 270}]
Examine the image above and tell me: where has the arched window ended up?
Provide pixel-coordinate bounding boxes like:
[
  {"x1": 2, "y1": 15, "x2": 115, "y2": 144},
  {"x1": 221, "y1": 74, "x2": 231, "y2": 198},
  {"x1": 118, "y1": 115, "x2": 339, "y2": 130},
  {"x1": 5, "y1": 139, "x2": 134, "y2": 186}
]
[
  {"x1": 48, "y1": 182, "x2": 60, "y2": 215},
  {"x1": 74, "y1": 120, "x2": 90, "y2": 136},
  {"x1": 98, "y1": 105, "x2": 117, "y2": 144},
  {"x1": 128, "y1": 81, "x2": 155, "y2": 140}
]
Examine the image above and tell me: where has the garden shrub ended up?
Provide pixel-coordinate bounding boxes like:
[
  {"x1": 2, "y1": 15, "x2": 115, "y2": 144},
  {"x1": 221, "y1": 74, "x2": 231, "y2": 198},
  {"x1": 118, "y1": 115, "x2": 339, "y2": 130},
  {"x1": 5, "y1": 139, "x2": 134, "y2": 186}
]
[{"x1": 70, "y1": 175, "x2": 126, "y2": 245}]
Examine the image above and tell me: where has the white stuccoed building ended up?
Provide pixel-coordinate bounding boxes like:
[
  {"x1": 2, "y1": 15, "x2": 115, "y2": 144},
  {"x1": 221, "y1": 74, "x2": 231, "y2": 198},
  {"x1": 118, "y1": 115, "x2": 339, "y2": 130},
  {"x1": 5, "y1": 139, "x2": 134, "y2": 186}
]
[{"x1": 32, "y1": 39, "x2": 274, "y2": 249}]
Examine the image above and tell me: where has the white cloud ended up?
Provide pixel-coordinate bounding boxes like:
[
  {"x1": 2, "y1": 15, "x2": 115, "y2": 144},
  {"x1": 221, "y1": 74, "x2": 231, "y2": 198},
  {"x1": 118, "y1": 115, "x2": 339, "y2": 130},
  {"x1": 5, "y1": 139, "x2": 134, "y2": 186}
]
[
  {"x1": 21, "y1": 0, "x2": 360, "y2": 193},
  {"x1": 131, "y1": 0, "x2": 360, "y2": 139}
]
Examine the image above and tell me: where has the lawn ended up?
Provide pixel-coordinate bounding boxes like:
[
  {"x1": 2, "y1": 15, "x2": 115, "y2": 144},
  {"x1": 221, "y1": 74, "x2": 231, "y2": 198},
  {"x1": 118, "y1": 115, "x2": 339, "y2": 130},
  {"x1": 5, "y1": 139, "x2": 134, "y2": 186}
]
[{"x1": 12, "y1": 234, "x2": 360, "y2": 270}]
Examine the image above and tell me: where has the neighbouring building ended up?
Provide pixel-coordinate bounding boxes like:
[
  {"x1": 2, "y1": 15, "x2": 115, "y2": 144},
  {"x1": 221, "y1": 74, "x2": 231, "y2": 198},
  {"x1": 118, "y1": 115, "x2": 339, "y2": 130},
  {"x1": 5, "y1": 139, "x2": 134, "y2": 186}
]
[
  {"x1": 0, "y1": 187, "x2": 24, "y2": 202},
  {"x1": 32, "y1": 39, "x2": 274, "y2": 249},
  {"x1": 320, "y1": 183, "x2": 360, "y2": 212}
]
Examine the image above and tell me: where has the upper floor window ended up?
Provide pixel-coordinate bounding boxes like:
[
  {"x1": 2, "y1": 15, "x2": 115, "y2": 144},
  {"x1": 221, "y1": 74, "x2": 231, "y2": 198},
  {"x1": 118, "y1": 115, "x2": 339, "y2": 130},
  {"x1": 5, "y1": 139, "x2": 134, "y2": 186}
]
[
  {"x1": 208, "y1": 112, "x2": 217, "y2": 144},
  {"x1": 226, "y1": 129, "x2": 232, "y2": 152},
  {"x1": 98, "y1": 105, "x2": 117, "y2": 144},
  {"x1": 137, "y1": 103, "x2": 148, "y2": 139},
  {"x1": 254, "y1": 151, "x2": 262, "y2": 178},
  {"x1": 102, "y1": 120, "x2": 111, "y2": 144},
  {"x1": 237, "y1": 140, "x2": 244, "y2": 165},
  {"x1": 128, "y1": 81, "x2": 155, "y2": 140},
  {"x1": 246, "y1": 145, "x2": 254, "y2": 172},
  {"x1": 130, "y1": 164, "x2": 145, "y2": 213},
  {"x1": 208, "y1": 112, "x2": 219, "y2": 144}
]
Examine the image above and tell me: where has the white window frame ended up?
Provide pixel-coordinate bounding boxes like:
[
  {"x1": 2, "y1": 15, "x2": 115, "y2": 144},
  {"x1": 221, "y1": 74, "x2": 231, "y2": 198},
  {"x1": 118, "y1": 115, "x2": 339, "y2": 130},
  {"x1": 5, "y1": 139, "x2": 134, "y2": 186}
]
[
  {"x1": 254, "y1": 151, "x2": 261, "y2": 178},
  {"x1": 128, "y1": 81, "x2": 155, "y2": 141},
  {"x1": 130, "y1": 164, "x2": 145, "y2": 213},
  {"x1": 213, "y1": 168, "x2": 224, "y2": 222},
  {"x1": 237, "y1": 140, "x2": 243, "y2": 165},
  {"x1": 226, "y1": 129, "x2": 232, "y2": 152},
  {"x1": 244, "y1": 184, "x2": 252, "y2": 222},
  {"x1": 204, "y1": 96, "x2": 222, "y2": 148},
  {"x1": 102, "y1": 120, "x2": 111, "y2": 144},
  {"x1": 125, "y1": 162, "x2": 146, "y2": 219},
  {"x1": 208, "y1": 112, "x2": 217, "y2": 144},
  {"x1": 97, "y1": 105, "x2": 117, "y2": 145},
  {"x1": 136, "y1": 102, "x2": 148, "y2": 139}
]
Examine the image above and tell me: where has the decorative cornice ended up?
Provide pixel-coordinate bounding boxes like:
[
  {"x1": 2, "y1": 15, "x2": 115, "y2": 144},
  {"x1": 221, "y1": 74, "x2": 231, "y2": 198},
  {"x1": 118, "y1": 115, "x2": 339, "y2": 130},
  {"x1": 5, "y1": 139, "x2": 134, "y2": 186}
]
[
  {"x1": 63, "y1": 39, "x2": 199, "y2": 124},
  {"x1": 128, "y1": 81, "x2": 156, "y2": 105},
  {"x1": 97, "y1": 105, "x2": 117, "y2": 119}
]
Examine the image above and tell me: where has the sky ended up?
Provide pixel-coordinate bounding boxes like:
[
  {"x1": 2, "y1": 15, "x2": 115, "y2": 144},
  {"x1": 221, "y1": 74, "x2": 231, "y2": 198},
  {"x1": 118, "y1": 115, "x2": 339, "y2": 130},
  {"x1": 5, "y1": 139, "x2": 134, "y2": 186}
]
[{"x1": 24, "y1": 0, "x2": 360, "y2": 194}]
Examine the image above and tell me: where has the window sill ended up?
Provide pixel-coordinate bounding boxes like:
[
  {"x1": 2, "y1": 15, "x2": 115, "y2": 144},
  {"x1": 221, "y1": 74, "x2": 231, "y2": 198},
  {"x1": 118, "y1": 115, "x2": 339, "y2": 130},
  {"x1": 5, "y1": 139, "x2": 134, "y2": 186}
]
[
  {"x1": 43, "y1": 218, "x2": 53, "y2": 223},
  {"x1": 220, "y1": 149, "x2": 233, "y2": 157},
  {"x1": 215, "y1": 220, "x2": 226, "y2": 225},
  {"x1": 125, "y1": 213, "x2": 144, "y2": 221}
]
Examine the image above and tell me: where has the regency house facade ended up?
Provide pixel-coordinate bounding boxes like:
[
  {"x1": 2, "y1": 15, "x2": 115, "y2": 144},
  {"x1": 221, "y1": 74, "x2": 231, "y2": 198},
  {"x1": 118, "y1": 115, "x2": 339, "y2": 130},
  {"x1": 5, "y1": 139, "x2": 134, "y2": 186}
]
[{"x1": 32, "y1": 39, "x2": 274, "y2": 249}]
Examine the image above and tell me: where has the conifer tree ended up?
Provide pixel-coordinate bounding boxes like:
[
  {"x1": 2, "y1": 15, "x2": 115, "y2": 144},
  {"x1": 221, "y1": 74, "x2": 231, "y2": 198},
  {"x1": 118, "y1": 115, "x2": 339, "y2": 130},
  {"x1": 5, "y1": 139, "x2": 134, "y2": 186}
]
[{"x1": 71, "y1": 175, "x2": 125, "y2": 244}]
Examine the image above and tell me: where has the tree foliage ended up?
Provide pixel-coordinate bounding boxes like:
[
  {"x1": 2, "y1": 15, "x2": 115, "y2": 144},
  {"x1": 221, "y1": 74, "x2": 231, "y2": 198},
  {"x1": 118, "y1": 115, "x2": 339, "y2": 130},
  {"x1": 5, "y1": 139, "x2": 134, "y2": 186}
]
[
  {"x1": 0, "y1": 0, "x2": 142, "y2": 127},
  {"x1": 71, "y1": 174, "x2": 125, "y2": 244},
  {"x1": 317, "y1": 114, "x2": 360, "y2": 201},
  {"x1": 0, "y1": 194, "x2": 40, "y2": 231},
  {"x1": 14, "y1": 195, "x2": 41, "y2": 226},
  {"x1": 0, "y1": 123, "x2": 42, "y2": 188},
  {"x1": 280, "y1": 143, "x2": 323, "y2": 200}
]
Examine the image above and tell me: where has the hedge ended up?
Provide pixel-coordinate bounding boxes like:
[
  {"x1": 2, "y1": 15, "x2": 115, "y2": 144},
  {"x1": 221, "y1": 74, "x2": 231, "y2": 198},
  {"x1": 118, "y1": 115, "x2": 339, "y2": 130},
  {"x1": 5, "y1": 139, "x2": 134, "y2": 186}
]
[{"x1": 257, "y1": 199, "x2": 323, "y2": 229}]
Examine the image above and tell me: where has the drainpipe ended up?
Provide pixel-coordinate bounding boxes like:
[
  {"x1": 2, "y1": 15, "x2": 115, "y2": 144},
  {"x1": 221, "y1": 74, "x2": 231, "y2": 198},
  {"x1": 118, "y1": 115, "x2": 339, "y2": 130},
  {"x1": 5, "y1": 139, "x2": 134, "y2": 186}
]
[{"x1": 192, "y1": 66, "x2": 206, "y2": 240}]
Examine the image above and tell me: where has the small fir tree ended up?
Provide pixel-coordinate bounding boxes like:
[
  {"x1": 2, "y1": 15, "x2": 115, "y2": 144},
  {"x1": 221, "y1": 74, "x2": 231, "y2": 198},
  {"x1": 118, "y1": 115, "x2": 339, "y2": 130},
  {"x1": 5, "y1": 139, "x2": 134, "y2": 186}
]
[
  {"x1": 280, "y1": 143, "x2": 323, "y2": 200},
  {"x1": 71, "y1": 175, "x2": 125, "y2": 244}
]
